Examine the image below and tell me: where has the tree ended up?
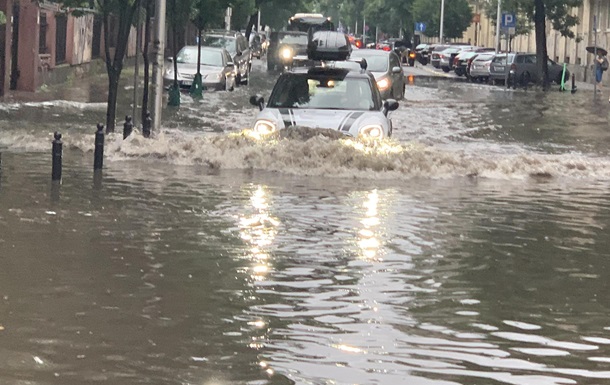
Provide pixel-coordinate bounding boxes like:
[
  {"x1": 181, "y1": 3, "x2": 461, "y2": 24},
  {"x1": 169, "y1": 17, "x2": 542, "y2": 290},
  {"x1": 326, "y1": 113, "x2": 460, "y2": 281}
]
[
  {"x1": 412, "y1": 0, "x2": 473, "y2": 40},
  {"x1": 62, "y1": 0, "x2": 140, "y2": 133},
  {"x1": 491, "y1": 0, "x2": 582, "y2": 88}
]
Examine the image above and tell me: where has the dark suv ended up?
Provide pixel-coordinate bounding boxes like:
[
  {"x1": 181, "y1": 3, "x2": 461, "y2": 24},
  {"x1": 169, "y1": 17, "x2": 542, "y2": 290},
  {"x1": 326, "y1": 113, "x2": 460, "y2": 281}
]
[
  {"x1": 267, "y1": 31, "x2": 310, "y2": 71},
  {"x1": 489, "y1": 53, "x2": 569, "y2": 86},
  {"x1": 202, "y1": 30, "x2": 251, "y2": 85}
]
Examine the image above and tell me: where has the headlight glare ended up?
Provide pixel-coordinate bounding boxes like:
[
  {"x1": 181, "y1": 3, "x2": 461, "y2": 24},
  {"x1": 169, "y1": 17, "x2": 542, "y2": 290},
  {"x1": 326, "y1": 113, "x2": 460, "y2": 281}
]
[
  {"x1": 281, "y1": 47, "x2": 294, "y2": 60},
  {"x1": 377, "y1": 77, "x2": 390, "y2": 90},
  {"x1": 254, "y1": 120, "x2": 277, "y2": 135},
  {"x1": 359, "y1": 124, "x2": 384, "y2": 139}
]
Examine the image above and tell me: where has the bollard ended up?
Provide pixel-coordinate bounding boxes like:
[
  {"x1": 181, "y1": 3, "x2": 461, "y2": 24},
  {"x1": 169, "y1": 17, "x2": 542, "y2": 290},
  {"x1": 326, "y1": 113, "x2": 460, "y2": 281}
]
[
  {"x1": 52, "y1": 132, "x2": 62, "y2": 181},
  {"x1": 94, "y1": 123, "x2": 104, "y2": 171},
  {"x1": 143, "y1": 112, "x2": 152, "y2": 138},
  {"x1": 123, "y1": 115, "x2": 133, "y2": 140},
  {"x1": 571, "y1": 73, "x2": 577, "y2": 94}
]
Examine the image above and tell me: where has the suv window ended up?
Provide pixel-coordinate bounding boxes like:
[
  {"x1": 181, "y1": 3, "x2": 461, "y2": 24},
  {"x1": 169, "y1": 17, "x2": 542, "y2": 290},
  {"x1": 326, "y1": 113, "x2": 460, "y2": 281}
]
[
  {"x1": 524, "y1": 55, "x2": 536, "y2": 64},
  {"x1": 389, "y1": 53, "x2": 400, "y2": 69}
]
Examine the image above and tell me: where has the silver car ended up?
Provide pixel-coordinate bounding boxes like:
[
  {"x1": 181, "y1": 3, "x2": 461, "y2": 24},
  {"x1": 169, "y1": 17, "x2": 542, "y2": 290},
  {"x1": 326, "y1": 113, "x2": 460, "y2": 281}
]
[
  {"x1": 164, "y1": 46, "x2": 237, "y2": 91},
  {"x1": 349, "y1": 49, "x2": 405, "y2": 100},
  {"x1": 469, "y1": 53, "x2": 495, "y2": 82},
  {"x1": 250, "y1": 67, "x2": 398, "y2": 139}
]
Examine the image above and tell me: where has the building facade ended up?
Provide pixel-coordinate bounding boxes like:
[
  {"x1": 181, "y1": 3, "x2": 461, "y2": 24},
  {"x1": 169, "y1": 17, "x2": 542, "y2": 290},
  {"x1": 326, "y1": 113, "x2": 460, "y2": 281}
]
[{"x1": 0, "y1": 0, "x2": 141, "y2": 96}]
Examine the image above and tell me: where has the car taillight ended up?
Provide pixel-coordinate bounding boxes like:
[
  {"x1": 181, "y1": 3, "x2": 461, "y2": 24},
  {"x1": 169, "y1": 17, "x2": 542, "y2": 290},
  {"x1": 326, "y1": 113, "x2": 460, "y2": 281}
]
[
  {"x1": 453, "y1": 57, "x2": 459, "y2": 65},
  {"x1": 485, "y1": 62, "x2": 490, "y2": 67},
  {"x1": 383, "y1": 46, "x2": 391, "y2": 51},
  {"x1": 355, "y1": 40, "x2": 362, "y2": 48},
  {"x1": 440, "y1": 54, "x2": 445, "y2": 59},
  {"x1": 510, "y1": 63, "x2": 517, "y2": 70}
]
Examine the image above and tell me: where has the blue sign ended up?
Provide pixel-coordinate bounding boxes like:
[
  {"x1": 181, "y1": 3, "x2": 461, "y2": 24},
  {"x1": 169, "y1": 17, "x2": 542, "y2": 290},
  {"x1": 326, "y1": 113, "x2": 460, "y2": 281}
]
[
  {"x1": 501, "y1": 13, "x2": 516, "y2": 28},
  {"x1": 415, "y1": 22, "x2": 426, "y2": 32}
]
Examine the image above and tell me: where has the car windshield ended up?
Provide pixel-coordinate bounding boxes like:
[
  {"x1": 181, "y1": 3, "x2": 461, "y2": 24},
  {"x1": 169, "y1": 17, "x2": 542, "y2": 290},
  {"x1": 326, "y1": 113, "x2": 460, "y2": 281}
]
[
  {"x1": 349, "y1": 54, "x2": 388, "y2": 72},
  {"x1": 492, "y1": 54, "x2": 514, "y2": 63},
  {"x1": 475, "y1": 54, "x2": 494, "y2": 61},
  {"x1": 268, "y1": 75, "x2": 375, "y2": 111},
  {"x1": 176, "y1": 47, "x2": 224, "y2": 66},
  {"x1": 202, "y1": 36, "x2": 235, "y2": 54},
  {"x1": 279, "y1": 34, "x2": 308, "y2": 45}
]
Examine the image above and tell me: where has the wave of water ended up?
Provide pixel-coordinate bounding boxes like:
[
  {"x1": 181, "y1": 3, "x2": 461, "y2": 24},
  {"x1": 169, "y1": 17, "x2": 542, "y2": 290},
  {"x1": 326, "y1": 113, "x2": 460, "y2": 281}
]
[{"x1": 2, "y1": 126, "x2": 609, "y2": 180}]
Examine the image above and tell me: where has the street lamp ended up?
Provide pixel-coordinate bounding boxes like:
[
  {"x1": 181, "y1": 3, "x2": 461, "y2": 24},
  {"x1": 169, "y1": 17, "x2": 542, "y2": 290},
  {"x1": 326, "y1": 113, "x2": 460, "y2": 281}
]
[
  {"x1": 440, "y1": 0, "x2": 445, "y2": 42},
  {"x1": 495, "y1": 0, "x2": 502, "y2": 52}
]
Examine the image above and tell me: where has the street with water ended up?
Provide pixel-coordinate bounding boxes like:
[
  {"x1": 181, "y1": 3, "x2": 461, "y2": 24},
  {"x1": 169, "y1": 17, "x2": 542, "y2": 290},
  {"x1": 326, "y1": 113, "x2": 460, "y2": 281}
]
[{"x1": 1, "y1": 60, "x2": 610, "y2": 385}]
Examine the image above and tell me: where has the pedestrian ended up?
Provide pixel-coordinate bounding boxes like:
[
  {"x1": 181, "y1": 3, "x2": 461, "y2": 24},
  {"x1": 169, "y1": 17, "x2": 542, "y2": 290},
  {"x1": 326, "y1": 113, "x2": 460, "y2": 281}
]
[{"x1": 595, "y1": 52, "x2": 608, "y2": 94}]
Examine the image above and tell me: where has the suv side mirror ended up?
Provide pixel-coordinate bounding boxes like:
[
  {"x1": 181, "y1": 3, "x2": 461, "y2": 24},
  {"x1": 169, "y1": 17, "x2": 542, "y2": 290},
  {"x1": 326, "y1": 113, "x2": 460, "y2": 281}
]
[
  {"x1": 382, "y1": 99, "x2": 399, "y2": 115},
  {"x1": 250, "y1": 95, "x2": 265, "y2": 111},
  {"x1": 392, "y1": 66, "x2": 402, "y2": 74}
]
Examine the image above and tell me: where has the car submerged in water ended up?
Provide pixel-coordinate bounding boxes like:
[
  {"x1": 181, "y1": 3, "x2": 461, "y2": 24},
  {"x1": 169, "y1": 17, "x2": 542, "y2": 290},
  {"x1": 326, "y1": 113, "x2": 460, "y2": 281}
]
[
  {"x1": 250, "y1": 66, "x2": 398, "y2": 139},
  {"x1": 250, "y1": 31, "x2": 398, "y2": 140}
]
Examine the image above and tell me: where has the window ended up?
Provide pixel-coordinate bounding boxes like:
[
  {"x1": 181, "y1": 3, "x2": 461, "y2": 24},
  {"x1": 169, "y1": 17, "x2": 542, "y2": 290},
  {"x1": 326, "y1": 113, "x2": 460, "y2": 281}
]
[{"x1": 39, "y1": 13, "x2": 48, "y2": 54}]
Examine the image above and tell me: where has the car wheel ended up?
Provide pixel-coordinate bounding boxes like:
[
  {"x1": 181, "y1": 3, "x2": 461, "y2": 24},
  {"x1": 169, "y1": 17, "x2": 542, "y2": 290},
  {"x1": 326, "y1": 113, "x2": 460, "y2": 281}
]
[{"x1": 442, "y1": 67, "x2": 450, "y2": 73}]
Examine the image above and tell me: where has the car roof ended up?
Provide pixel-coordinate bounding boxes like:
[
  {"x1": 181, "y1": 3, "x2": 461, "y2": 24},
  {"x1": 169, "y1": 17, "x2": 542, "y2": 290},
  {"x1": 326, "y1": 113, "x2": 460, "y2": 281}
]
[
  {"x1": 289, "y1": 66, "x2": 374, "y2": 80},
  {"x1": 351, "y1": 49, "x2": 390, "y2": 55}
]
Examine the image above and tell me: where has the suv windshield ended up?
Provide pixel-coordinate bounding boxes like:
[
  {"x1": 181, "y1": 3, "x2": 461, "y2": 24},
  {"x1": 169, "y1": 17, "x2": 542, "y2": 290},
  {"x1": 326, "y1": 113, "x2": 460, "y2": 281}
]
[
  {"x1": 202, "y1": 36, "x2": 235, "y2": 54},
  {"x1": 279, "y1": 34, "x2": 308, "y2": 45},
  {"x1": 268, "y1": 74, "x2": 375, "y2": 110},
  {"x1": 176, "y1": 47, "x2": 223, "y2": 66}
]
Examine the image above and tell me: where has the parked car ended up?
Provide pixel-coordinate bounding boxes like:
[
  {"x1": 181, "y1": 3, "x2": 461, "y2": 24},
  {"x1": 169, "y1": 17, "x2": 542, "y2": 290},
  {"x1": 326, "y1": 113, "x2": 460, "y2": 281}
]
[
  {"x1": 430, "y1": 45, "x2": 450, "y2": 68},
  {"x1": 468, "y1": 53, "x2": 495, "y2": 82},
  {"x1": 438, "y1": 47, "x2": 464, "y2": 72},
  {"x1": 163, "y1": 46, "x2": 236, "y2": 91},
  {"x1": 350, "y1": 49, "x2": 406, "y2": 99},
  {"x1": 267, "y1": 31, "x2": 310, "y2": 71},
  {"x1": 415, "y1": 43, "x2": 431, "y2": 65},
  {"x1": 489, "y1": 53, "x2": 570, "y2": 86},
  {"x1": 453, "y1": 50, "x2": 476, "y2": 76},
  {"x1": 201, "y1": 30, "x2": 251, "y2": 85},
  {"x1": 249, "y1": 67, "x2": 398, "y2": 139}
]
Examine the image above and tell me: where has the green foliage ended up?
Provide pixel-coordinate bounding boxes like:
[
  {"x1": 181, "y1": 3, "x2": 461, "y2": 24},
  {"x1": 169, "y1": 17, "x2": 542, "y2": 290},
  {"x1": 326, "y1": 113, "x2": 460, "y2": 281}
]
[
  {"x1": 0, "y1": 11, "x2": 6, "y2": 25},
  {"x1": 412, "y1": 0, "x2": 473, "y2": 39},
  {"x1": 484, "y1": 0, "x2": 582, "y2": 38}
]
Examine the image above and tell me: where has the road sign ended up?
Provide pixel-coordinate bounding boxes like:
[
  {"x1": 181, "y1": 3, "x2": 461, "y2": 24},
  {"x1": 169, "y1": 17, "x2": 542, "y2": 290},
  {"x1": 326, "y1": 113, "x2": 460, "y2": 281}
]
[
  {"x1": 501, "y1": 13, "x2": 516, "y2": 28},
  {"x1": 415, "y1": 22, "x2": 426, "y2": 32}
]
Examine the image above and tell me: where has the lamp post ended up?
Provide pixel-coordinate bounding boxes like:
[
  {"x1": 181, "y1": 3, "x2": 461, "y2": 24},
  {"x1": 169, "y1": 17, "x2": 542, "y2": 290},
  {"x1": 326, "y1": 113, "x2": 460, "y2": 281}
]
[
  {"x1": 439, "y1": 0, "x2": 445, "y2": 42},
  {"x1": 150, "y1": 0, "x2": 166, "y2": 134}
]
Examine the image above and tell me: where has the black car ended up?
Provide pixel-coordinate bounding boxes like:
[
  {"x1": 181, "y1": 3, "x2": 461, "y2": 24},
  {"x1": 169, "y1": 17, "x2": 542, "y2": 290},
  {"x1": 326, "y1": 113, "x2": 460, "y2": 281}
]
[
  {"x1": 267, "y1": 31, "x2": 310, "y2": 71},
  {"x1": 201, "y1": 30, "x2": 251, "y2": 85}
]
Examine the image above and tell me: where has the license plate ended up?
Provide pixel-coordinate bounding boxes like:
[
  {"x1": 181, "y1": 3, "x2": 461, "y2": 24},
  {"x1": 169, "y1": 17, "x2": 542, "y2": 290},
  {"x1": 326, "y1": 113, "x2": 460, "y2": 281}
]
[
  {"x1": 182, "y1": 80, "x2": 192, "y2": 86},
  {"x1": 495, "y1": 66, "x2": 504, "y2": 71}
]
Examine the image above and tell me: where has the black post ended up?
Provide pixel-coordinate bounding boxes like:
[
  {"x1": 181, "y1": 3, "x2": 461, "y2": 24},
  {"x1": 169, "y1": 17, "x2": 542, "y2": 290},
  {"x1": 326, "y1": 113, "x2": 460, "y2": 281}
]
[
  {"x1": 571, "y1": 73, "x2": 577, "y2": 94},
  {"x1": 52, "y1": 132, "x2": 62, "y2": 181},
  {"x1": 94, "y1": 123, "x2": 104, "y2": 171},
  {"x1": 123, "y1": 115, "x2": 133, "y2": 139},
  {"x1": 143, "y1": 112, "x2": 152, "y2": 138}
]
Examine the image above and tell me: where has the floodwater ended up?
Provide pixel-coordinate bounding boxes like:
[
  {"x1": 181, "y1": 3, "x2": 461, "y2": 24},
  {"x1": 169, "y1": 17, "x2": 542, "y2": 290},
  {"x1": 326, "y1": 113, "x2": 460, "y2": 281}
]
[{"x1": 1, "y1": 61, "x2": 610, "y2": 385}]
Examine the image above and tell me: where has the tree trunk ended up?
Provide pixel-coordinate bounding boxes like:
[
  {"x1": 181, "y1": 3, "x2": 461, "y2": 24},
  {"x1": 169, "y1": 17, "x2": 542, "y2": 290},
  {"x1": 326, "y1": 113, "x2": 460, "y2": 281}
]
[
  {"x1": 245, "y1": 12, "x2": 257, "y2": 41},
  {"x1": 107, "y1": 69, "x2": 120, "y2": 133},
  {"x1": 142, "y1": 0, "x2": 152, "y2": 126},
  {"x1": 534, "y1": 0, "x2": 549, "y2": 89},
  {"x1": 197, "y1": 29, "x2": 202, "y2": 76}
]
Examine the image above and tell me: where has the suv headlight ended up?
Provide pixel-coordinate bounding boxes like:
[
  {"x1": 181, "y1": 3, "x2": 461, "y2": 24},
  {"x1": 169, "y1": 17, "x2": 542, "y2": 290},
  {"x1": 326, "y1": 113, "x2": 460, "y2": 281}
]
[
  {"x1": 377, "y1": 77, "x2": 390, "y2": 91},
  {"x1": 359, "y1": 124, "x2": 384, "y2": 139},
  {"x1": 281, "y1": 47, "x2": 294, "y2": 60},
  {"x1": 253, "y1": 120, "x2": 278, "y2": 135}
]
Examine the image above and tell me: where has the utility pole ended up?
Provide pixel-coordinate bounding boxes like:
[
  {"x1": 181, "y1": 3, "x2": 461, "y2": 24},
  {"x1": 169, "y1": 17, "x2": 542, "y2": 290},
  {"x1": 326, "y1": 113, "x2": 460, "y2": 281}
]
[
  {"x1": 150, "y1": 0, "x2": 166, "y2": 134},
  {"x1": 132, "y1": 0, "x2": 142, "y2": 128},
  {"x1": 495, "y1": 0, "x2": 502, "y2": 52},
  {"x1": 363, "y1": 17, "x2": 366, "y2": 46},
  {"x1": 439, "y1": 0, "x2": 445, "y2": 42}
]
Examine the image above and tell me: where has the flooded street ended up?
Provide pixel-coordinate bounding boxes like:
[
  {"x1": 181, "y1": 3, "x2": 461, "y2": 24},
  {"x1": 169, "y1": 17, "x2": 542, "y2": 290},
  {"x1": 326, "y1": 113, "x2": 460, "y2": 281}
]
[{"x1": 1, "y1": 60, "x2": 610, "y2": 385}]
